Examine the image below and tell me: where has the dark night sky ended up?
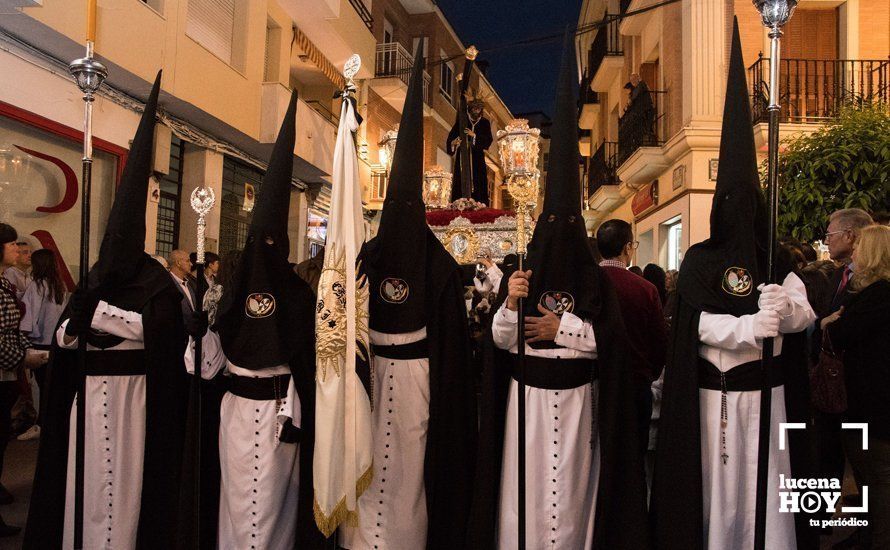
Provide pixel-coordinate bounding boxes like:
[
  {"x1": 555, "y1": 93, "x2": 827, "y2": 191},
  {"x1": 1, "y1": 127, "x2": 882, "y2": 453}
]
[{"x1": 435, "y1": 0, "x2": 583, "y2": 118}]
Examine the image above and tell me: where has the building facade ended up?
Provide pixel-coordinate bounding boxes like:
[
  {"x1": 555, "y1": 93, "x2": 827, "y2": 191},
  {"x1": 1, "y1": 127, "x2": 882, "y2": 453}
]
[
  {"x1": 0, "y1": 0, "x2": 513, "y2": 282},
  {"x1": 577, "y1": 0, "x2": 889, "y2": 270}
]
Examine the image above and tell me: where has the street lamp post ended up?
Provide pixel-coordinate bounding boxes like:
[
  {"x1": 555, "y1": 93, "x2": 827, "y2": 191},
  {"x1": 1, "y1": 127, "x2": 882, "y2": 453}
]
[
  {"x1": 68, "y1": 38, "x2": 107, "y2": 550},
  {"x1": 497, "y1": 118, "x2": 541, "y2": 550},
  {"x1": 751, "y1": 3, "x2": 797, "y2": 550}
]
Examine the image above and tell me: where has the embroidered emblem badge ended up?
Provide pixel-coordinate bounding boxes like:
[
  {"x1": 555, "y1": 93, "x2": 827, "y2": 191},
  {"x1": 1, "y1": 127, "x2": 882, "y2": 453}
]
[
  {"x1": 245, "y1": 292, "x2": 276, "y2": 318},
  {"x1": 539, "y1": 291, "x2": 574, "y2": 315},
  {"x1": 380, "y1": 278, "x2": 409, "y2": 304},
  {"x1": 722, "y1": 267, "x2": 753, "y2": 296}
]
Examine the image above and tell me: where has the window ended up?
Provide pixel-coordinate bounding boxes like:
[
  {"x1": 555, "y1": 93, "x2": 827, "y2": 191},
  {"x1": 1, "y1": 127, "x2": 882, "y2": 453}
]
[
  {"x1": 440, "y1": 51, "x2": 454, "y2": 103},
  {"x1": 140, "y1": 0, "x2": 164, "y2": 14},
  {"x1": 219, "y1": 156, "x2": 264, "y2": 255},
  {"x1": 665, "y1": 219, "x2": 683, "y2": 271},
  {"x1": 264, "y1": 19, "x2": 281, "y2": 83},
  {"x1": 186, "y1": 0, "x2": 235, "y2": 65},
  {"x1": 155, "y1": 136, "x2": 184, "y2": 257}
]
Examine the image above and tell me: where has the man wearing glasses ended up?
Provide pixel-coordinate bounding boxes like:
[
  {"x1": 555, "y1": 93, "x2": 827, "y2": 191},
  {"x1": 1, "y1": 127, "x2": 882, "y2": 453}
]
[
  {"x1": 595, "y1": 219, "x2": 667, "y2": 458},
  {"x1": 814, "y1": 207, "x2": 874, "y2": 533}
]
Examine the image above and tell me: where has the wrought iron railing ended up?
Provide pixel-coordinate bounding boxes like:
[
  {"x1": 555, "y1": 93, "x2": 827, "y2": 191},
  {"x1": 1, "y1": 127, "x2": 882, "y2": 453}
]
[
  {"x1": 617, "y1": 89, "x2": 665, "y2": 165},
  {"x1": 587, "y1": 14, "x2": 623, "y2": 79},
  {"x1": 347, "y1": 0, "x2": 373, "y2": 30},
  {"x1": 375, "y1": 43, "x2": 432, "y2": 105},
  {"x1": 587, "y1": 141, "x2": 619, "y2": 197},
  {"x1": 749, "y1": 56, "x2": 890, "y2": 123}
]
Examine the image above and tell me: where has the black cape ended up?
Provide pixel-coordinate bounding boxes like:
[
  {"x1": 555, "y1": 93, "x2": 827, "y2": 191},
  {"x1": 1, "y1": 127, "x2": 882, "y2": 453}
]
[
  {"x1": 23, "y1": 258, "x2": 191, "y2": 549},
  {"x1": 467, "y1": 269, "x2": 651, "y2": 550},
  {"x1": 360, "y1": 231, "x2": 477, "y2": 549},
  {"x1": 447, "y1": 116, "x2": 493, "y2": 205},
  {"x1": 652, "y1": 284, "x2": 817, "y2": 550}
]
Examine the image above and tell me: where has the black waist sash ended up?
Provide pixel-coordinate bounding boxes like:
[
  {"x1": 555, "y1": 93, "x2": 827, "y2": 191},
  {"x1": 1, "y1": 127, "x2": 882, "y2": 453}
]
[
  {"x1": 510, "y1": 355, "x2": 598, "y2": 390},
  {"x1": 697, "y1": 356, "x2": 785, "y2": 391},
  {"x1": 371, "y1": 339, "x2": 429, "y2": 361},
  {"x1": 83, "y1": 349, "x2": 146, "y2": 376},
  {"x1": 227, "y1": 373, "x2": 291, "y2": 401}
]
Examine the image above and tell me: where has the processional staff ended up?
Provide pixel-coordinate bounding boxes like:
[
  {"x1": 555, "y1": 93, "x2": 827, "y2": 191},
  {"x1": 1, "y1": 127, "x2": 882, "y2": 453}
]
[
  {"x1": 751, "y1": 2, "x2": 797, "y2": 550},
  {"x1": 67, "y1": 0, "x2": 107, "y2": 546},
  {"x1": 497, "y1": 119, "x2": 542, "y2": 550}
]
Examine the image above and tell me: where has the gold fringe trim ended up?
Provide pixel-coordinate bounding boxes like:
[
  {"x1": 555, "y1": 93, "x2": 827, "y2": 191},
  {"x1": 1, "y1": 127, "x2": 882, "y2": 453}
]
[{"x1": 314, "y1": 464, "x2": 374, "y2": 537}]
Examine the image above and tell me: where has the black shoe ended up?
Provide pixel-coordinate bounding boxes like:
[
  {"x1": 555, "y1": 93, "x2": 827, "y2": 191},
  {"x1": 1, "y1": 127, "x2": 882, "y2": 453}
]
[
  {"x1": 0, "y1": 520, "x2": 20, "y2": 538},
  {"x1": 0, "y1": 485, "x2": 13, "y2": 505}
]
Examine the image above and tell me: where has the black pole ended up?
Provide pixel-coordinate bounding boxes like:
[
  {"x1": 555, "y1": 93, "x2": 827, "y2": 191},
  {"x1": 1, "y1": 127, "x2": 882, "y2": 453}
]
[
  {"x1": 754, "y1": 32, "x2": 782, "y2": 550},
  {"x1": 192, "y1": 262, "x2": 205, "y2": 548},
  {"x1": 516, "y1": 253, "x2": 526, "y2": 550},
  {"x1": 73, "y1": 157, "x2": 91, "y2": 550}
]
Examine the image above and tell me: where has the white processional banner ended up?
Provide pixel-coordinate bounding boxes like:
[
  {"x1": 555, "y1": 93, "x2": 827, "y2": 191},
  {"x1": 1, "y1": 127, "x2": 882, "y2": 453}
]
[{"x1": 313, "y1": 92, "x2": 373, "y2": 537}]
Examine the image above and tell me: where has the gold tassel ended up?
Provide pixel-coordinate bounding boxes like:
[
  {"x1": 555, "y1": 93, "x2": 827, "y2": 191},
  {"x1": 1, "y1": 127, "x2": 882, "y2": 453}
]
[{"x1": 313, "y1": 463, "x2": 375, "y2": 537}]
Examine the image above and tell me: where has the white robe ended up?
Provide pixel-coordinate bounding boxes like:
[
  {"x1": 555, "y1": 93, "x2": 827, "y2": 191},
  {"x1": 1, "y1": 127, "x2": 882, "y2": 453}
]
[
  {"x1": 492, "y1": 305, "x2": 600, "y2": 550},
  {"x1": 698, "y1": 272, "x2": 815, "y2": 550},
  {"x1": 340, "y1": 327, "x2": 431, "y2": 550},
  {"x1": 184, "y1": 330, "x2": 302, "y2": 550},
  {"x1": 57, "y1": 301, "x2": 146, "y2": 550}
]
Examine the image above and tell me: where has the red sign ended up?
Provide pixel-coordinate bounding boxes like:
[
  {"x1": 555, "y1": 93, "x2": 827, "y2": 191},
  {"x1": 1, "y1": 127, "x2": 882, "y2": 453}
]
[{"x1": 631, "y1": 182, "x2": 658, "y2": 216}]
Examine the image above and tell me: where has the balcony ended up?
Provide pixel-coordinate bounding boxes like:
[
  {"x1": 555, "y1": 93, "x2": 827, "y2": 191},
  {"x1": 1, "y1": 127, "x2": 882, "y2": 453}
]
[
  {"x1": 588, "y1": 15, "x2": 624, "y2": 92},
  {"x1": 617, "y1": 89, "x2": 665, "y2": 165},
  {"x1": 586, "y1": 141, "x2": 619, "y2": 198},
  {"x1": 749, "y1": 57, "x2": 890, "y2": 124},
  {"x1": 578, "y1": 70, "x2": 600, "y2": 131},
  {"x1": 371, "y1": 42, "x2": 432, "y2": 111},
  {"x1": 347, "y1": 0, "x2": 373, "y2": 30}
]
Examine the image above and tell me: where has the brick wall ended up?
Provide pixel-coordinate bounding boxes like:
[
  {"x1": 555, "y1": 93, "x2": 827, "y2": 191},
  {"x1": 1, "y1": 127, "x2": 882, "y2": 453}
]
[{"x1": 859, "y1": 0, "x2": 890, "y2": 58}]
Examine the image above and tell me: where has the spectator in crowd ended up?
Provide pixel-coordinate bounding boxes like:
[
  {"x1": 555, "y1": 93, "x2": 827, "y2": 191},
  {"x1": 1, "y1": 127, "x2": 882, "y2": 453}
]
[
  {"x1": 3, "y1": 240, "x2": 32, "y2": 300},
  {"x1": 189, "y1": 251, "x2": 220, "y2": 286},
  {"x1": 0, "y1": 223, "x2": 45, "y2": 536},
  {"x1": 204, "y1": 249, "x2": 240, "y2": 326},
  {"x1": 596, "y1": 219, "x2": 667, "y2": 454},
  {"x1": 821, "y1": 224, "x2": 890, "y2": 549},
  {"x1": 664, "y1": 269, "x2": 678, "y2": 318},
  {"x1": 814, "y1": 207, "x2": 874, "y2": 529},
  {"x1": 473, "y1": 249, "x2": 503, "y2": 295},
  {"x1": 168, "y1": 249, "x2": 196, "y2": 311},
  {"x1": 628, "y1": 265, "x2": 644, "y2": 277},
  {"x1": 17, "y1": 249, "x2": 68, "y2": 441},
  {"x1": 643, "y1": 263, "x2": 667, "y2": 305},
  {"x1": 151, "y1": 254, "x2": 169, "y2": 269}
]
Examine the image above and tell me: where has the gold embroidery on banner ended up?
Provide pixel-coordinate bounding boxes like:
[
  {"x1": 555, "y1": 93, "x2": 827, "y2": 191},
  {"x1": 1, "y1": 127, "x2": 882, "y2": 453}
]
[
  {"x1": 316, "y1": 247, "x2": 369, "y2": 382},
  {"x1": 313, "y1": 463, "x2": 374, "y2": 537}
]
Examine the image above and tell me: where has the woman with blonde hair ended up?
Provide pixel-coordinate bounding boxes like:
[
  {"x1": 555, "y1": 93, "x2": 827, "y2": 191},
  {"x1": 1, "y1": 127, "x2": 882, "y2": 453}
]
[{"x1": 821, "y1": 224, "x2": 890, "y2": 549}]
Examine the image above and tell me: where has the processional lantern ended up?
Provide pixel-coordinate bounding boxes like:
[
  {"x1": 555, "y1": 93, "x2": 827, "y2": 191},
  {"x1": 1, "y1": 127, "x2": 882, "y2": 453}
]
[
  {"x1": 379, "y1": 126, "x2": 398, "y2": 174},
  {"x1": 423, "y1": 165, "x2": 452, "y2": 209},
  {"x1": 497, "y1": 118, "x2": 541, "y2": 255}
]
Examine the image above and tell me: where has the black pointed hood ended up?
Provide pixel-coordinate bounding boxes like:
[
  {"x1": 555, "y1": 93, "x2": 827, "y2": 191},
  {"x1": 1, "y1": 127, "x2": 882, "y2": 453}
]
[
  {"x1": 88, "y1": 71, "x2": 162, "y2": 294},
  {"x1": 364, "y1": 47, "x2": 433, "y2": 333},
  {"x1": 216, "y1": 91, "x2": 311, "y2": 369},
  {"x1": 677, "y1": 17, "x2": 767, "y2": 317},
  {"x1": 523, "y1": 30, "x2": 602, "y2": 345}
]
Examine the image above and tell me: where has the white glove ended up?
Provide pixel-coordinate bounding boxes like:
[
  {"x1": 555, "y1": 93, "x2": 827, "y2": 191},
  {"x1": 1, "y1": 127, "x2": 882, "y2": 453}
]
[
  {"x1": 752, "y1": 308, "x2": 781, "y2": 340},
  {"x1": 757, "y1": 283, "x2": 792, "y2": 317}
]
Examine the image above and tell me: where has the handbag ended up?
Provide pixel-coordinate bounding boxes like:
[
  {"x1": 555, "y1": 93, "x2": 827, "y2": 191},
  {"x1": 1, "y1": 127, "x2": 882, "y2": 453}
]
[{"x1": 810, "y1": 328, "x2": 847, "y2": 414}]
